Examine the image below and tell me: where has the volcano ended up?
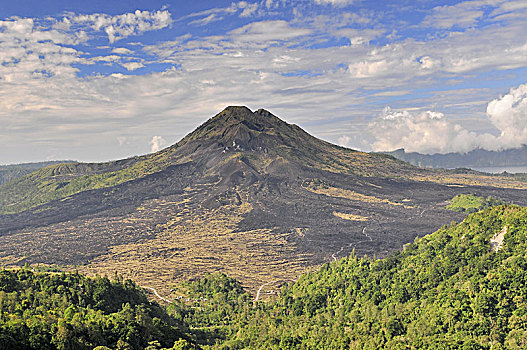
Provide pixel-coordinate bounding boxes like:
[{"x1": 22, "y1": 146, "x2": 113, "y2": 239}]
[{"x1": 0, "y1": 106, "x2": 526, "y2": 294}]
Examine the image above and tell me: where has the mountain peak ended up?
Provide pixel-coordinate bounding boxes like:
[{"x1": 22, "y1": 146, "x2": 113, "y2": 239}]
[
  {"x1": 220, "y1": 105, "x2": 253, "y2": 114},
  {"x1": 169, "y1": 106, "x2": 357, "y2": 176},
  {"x1": 183, "y1": 106, "x2": 294, "y2": 147},
  {"x1": 215, "y1": 106, "x2": 278, "y2": 126}
]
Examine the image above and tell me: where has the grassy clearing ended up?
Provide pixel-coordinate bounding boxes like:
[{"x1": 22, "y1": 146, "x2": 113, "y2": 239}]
[
  {"x1": 303, "y1": 180, "x2": 413, "y2": 208},
  {"x1": 333, "y1": 211, "x2": 369, "y2": 221},
  {"x1": 447, "y1": 193, "x2": 507, "y2": 213}
]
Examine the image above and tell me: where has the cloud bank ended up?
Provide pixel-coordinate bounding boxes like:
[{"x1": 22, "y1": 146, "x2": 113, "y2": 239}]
[
  {"x1": 370, "y1": 83, "x2": 527, "y2": 154},
  {"x1": 487, "y1": 83, "x2": 527, "y2": 149}
]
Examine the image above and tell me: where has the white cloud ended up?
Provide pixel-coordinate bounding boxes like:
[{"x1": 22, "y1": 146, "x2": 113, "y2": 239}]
[
  {"x1": 369, "y1": 107, "x2": 490, "y2": 154},
  {"x1": 343, "y1": 19, "x2": 527, "y2": 85},
  {"x1": 182, "y1": 1, "x2": 262, "y2": 24},
  {"x1": 91, "y1": 55, "x2": 122, "y2": 63},
  {"x1": 0, "y1": 17, "x2": 84, "y2": 84},
  {"x1": 490, "y1": 0, "x2": 527, "y2": 18},
  {"x1": 486, "y1": 83, "x2": 527, "y2": 149},
  {"x1": 189, "y1": 14, "x2": 222, "y2": 26},
  {"x1": 240, "y1": 8, "x2": 258, "y2": 18},
  {"x1": 314, "y1": 0, "x2": 354, "y2": 6},
  {"x1": 112, "y1": 47, "x2": 134, "y2": 55},
  {"x1": 71, "y1": 9, "x2": 172, "y2": 43},
  {"x1": 422, "y1": 2, "x2": 485, "y2": 29},
  {"x1": 150, "y1": 136, "x2": 167, "y2": 153},
  {"x1": 142, "y1": 34, "x2": 192, "y2": 58},
  {"x1": 423, "y1": 0, "x2": 527, "y2": 30},
  {"x1": 334, "y1": 28, "x2": 383, "y2": 46},
  {"x1": 229, "y1": 20, "x2": 312, "y2": 43},
  {"x1": 238, "y1": 2, "x2": 259, "y2": 17},
  {"x1": 418, "y1": 56, "x2": 439, "y2": 70},
  {"x1": 370, "y1": 83, "x2": 527, "y2": 154},
  {"x1": 349, "y1": 59, "x2": 391, "y2": 78},
  {"x1": 121, "y1": 61, "x2": 145, "y2": 71}
]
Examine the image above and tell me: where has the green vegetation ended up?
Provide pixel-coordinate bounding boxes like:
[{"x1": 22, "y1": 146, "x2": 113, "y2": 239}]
[
  {"x1": 448, "y1": 193, "x2": 507, "y2": 213},
  {"x1": 0, "y1": 149, "x2": 180, "y2": 214},
  {"x1": 171, "y1": 205, "x2": 527, "y2": 349},
  {"x1": 168, "y1": 273, "x2": 251, "y2": 347},
  {"x1": 3, "y1": 206, "x2": 527, "y2": 349},
  {"x1": 0, "y1": 268, "x2": 196, "y2": 350},
  {"x1": 0, "y1": 161, "x2": 74, "y2": 186}
]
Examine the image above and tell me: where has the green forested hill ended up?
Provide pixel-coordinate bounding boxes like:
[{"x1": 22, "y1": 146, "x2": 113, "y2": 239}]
[
  {"x1": 0, "y1": 269, "x2": 196, "y2": 350},
  {"x1": 177, "y1": 205, "x2": 527, "y2": 349}
]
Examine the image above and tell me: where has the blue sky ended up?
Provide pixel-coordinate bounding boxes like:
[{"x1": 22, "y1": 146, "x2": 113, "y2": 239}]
[{"x1": 1, "y1": 0, "x2": 527, "y2": 164}]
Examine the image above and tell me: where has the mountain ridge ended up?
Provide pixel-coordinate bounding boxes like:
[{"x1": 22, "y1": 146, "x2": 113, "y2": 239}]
[
  {"x1": 5, "y1": 106, "x2": 526, "y2": 216},
  {"x1": 386, "y1": 146, "x2": 527, "y2": 170},
  {"x1": 0, "y1": 160, "x2": 74, "y2": 186}
]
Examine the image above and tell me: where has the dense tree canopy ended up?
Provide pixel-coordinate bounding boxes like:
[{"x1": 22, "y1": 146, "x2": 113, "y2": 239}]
[
  {"x1": 0, "y1": 269, "x2": 196, "y2": 350},
  {"x1": 178, "y1": 205, "x2": 527, "y2": 349}
]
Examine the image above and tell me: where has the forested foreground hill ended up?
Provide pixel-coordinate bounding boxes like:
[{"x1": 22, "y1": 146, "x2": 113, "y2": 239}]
[
  {"x1": 180, "y1": 205, "x2": 527, "y2": 349},
  {"x1": 0, "y1": 270, "x2": 197, "y2": 350}
]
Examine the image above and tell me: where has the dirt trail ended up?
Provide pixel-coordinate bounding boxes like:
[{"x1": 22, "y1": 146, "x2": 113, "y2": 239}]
[
  {"x1": 362, "y1": 225, "x2": 372, "y2": 241},
  {"x1": 254, "y1": 280, "x2": 279, "y2": 302},
  {"x1": 331, "y1": 246, "x2": 344, "y2": 261},
  {"x1": 331, "y1": 224, "x2": 372, "y2": 262},
  {"x1": 143, "y1": 286, "x2": 173, "y2": 303}
]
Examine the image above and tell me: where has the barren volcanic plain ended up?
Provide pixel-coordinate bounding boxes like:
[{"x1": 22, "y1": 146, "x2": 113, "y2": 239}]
[{"x1": 1, "y1": 106, "x2": 526, "y2": 296}]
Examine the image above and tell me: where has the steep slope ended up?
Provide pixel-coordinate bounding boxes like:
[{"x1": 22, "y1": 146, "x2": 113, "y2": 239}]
[
  {"x1": 191, "y1": 205, "x2": 527, "y2": 349},
  {"x1": 0, "y1": 107, "x2": 526, "y2": 294}
]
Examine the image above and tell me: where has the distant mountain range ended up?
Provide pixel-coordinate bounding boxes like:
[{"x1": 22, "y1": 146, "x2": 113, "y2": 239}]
[
  {"x1": 1, "y1": 106, "x2": 526, "y2": 296},
  {"x1": 386, "y1": 146, "x2": 527, "y2": 170}
]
